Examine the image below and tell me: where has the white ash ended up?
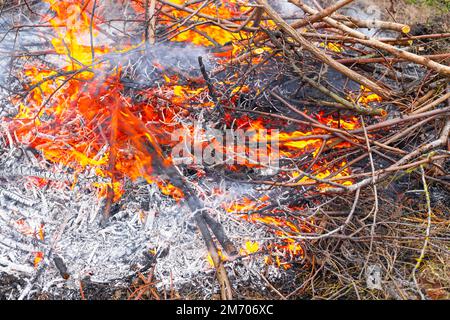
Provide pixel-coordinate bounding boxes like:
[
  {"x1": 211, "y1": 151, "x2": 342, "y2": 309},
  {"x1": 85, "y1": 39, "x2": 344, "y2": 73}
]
[
  {"x1": 269, "y1": 0, "x2": 304, "y2": 16},
  {"x1": 0, "y1": 146, "x2": 286, "y2": 298}
]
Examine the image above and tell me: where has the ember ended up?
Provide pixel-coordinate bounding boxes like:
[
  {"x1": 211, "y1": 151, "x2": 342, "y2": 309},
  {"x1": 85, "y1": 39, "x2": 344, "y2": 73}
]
[{"x1": 0, "y1": 0, "x2": 449, "y2": 301}]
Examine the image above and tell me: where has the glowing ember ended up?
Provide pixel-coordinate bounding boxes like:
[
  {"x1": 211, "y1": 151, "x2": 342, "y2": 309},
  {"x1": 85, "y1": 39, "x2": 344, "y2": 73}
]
[
  {"x1": 352, "y1": 85, "x2": 383, "y2": 106},
  {"x1": 226, "y1": 196, "x2": 316, "y2": 267},
  {"x1": 319, "y1": 42, "x2": 343, "y2": 53},
  {"x1": 34, "y1": 252, "x2": 45, "y2": 269}
]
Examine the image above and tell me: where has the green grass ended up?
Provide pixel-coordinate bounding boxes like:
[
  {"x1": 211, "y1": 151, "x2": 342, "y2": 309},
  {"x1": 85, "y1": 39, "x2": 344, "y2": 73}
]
[{"x1": 406, "y1": 0, "x2": 450, "y2": 12}]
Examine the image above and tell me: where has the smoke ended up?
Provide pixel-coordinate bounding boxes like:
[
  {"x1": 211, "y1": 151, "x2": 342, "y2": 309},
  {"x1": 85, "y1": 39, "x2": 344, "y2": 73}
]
[
  {"x1": 0, "y1": 10, "x2": 45, "y2": 117},
  {"x1": 268, "y1": 0, "x2": 303, "y2": 16},
  {"x1": 0, "y1": 0, "x2": 215, "y2": 110},
  {"x1": 340, "y1": 0, "x2": 384, "y2": 37},
  {"x1": 115, "y1": 43, "x2": 211, "y2": 90},
  {"x1": 341, "y1": 0, "x2": 382, "y2": 21},
  {"x1": 268, "y1": 0, "x2": 386, "y2": 37}
]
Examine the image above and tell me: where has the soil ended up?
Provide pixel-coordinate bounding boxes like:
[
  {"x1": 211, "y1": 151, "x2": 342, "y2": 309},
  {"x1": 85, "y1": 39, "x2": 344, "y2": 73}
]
[
  {"x1": 0, "y1": 273, "x2": 129, "y2": 300},
  {"x1": 0, "y1": 274, "x2": 25, "y2": 300}
]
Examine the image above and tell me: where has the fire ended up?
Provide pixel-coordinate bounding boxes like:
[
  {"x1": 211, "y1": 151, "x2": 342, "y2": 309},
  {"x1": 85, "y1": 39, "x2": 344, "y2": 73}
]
[
  {"x1": 240, "y1": 241, "x2": 260, "y2": 255},
  {"x1": 8, "y1": 0, "x2": 275, "y2": 201},
  {"x1": 220, "y1": 112, "x2": 359, "y2": 170},
  {"x1": 206, "y1": 249, "x2": 227, "y2": 268},
  {"x1": 352, "y1": 85, "x2": 383, "y2": 106},
  {"x1": 319, "y1": 42, "x2": 343, "y2": 53},
  {"x1": 15, "y1": 219, "x2": 45, "y2": 241},
  {"x1": 9, "y1": 1, "x2": 191, "y2": 200},
  {"x1": 34, "y1": 252, "x2": 45, "y2": 269},
  {"x1": 227, "y1": 197, "x2": 313, "y2": 268},
  {"x1": 45, "y1": 0, "x2": 109, "y2": 68},
  {"x1": 14, "y1": 219, "x2": 46, "y2": 268},
  {"x1": 130, "y1": 0, "x2": 253, "y2": 46},
  {"x1": 5, "y1": 0, "x2": 361, "y2": 270},
  {"x1": 227, "y1": 194, "x2": 270, "y2": 212}
]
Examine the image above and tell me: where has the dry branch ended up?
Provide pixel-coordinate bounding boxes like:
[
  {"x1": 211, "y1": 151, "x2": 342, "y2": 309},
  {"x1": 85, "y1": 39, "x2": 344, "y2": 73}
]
[
  {"x1": 289, "y1": 0, "x2": 450, "y2": 76},
  {"x1": 255, "y1": 0, "x2": 390, "y2": 99},
  {"x1": 332, "y1": 14, "x2": 411, "y2": 34},
  {"x1": 328, "y1": 119, "x2": 450, "y2": 193}
]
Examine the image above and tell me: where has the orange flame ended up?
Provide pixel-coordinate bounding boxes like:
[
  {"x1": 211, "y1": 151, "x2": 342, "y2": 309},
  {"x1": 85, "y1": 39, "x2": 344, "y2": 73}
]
[{"x1": 6, "y1": 0, "x2": 361, "y2": 270}]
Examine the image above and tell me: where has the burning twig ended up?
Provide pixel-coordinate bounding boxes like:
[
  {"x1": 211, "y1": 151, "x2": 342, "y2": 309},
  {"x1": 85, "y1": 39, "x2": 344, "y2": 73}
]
[{"x1": 198, "y1": 55, "x2": 222, "y2": 114}]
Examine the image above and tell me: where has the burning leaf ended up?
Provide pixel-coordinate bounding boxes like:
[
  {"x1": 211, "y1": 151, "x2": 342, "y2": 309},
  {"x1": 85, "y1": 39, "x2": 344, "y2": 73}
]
[
  {"x1": 240, "y1": 240, "x2": 260, "y2": 255},
  {"x1": 34, "y1": 252, "x2": 44, "y2": 268},
  {"x1": 319, "y1": 42, "x2": 343, "y2": 53}
]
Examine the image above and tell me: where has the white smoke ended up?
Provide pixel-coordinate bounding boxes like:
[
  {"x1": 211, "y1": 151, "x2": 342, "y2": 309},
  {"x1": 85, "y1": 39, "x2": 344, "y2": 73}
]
[
  {"x1": 268, "y1": 0, "x2": 304, "y2": 16},
  {"x1": 340, "y1": 0, "x2": 384, "y2": 37}
]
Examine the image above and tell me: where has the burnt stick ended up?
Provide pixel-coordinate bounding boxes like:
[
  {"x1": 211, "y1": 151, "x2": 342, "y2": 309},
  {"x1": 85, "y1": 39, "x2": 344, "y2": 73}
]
[{"x1": 198, "y1": 56, "x2": 224, "y2": 115}]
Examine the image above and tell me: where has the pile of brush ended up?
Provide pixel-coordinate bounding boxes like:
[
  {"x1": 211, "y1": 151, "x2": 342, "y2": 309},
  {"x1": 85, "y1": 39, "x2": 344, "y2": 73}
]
[{"x1": 0, "y1": 0, "x2": 449, "y2": 300}]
